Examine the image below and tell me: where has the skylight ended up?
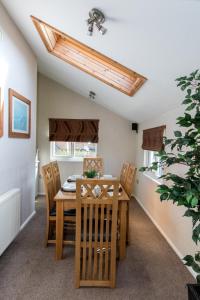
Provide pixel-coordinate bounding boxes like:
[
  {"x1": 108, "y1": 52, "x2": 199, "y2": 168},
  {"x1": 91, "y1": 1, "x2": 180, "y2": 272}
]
[{"x1": 31, "y1": 16, "x2": 147, "y2": 96}]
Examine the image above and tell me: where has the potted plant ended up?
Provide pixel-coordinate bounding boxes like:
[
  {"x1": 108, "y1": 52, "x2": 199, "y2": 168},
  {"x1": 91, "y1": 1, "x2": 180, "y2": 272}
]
[
  {"x1": 84, "y1": 169, "x2": 98, "y2": 178},
  {"x1": 140, "y1": 70, "x2": 200, "y2": 298}
]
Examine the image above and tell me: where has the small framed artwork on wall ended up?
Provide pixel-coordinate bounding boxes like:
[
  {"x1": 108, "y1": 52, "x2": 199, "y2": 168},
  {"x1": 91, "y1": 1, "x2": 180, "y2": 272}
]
[
  {"x1": 0, "y1": 88, "x2": 3, "y2": 137},
  {"x1": 9, "y1": 88, "x2": 31, "y2": 138}
]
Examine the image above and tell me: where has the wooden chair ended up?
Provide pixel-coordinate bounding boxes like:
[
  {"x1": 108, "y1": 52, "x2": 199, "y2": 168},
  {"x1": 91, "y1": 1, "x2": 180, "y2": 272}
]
[
  {"x1": 51, "y1": 161, "x2": 61, "y2": 194},
  {"x1": 41, "y1": 163, "x2": 76, "y2": 247},
  {"x1": 120, "y1": 162, "x2": 129, "y2": 188},
  {"x1": 75, "y1": 179, "x2": 119, "y2": 288},
  {"x1": 123, "y1": 164, "x2": 137, "y2": 244},
  {"x1": 124, "y1": 164, "x2": 137, "y2": 198},
  {"x1": 83, "y1": 157, "x2": 104, "y2": 176}
]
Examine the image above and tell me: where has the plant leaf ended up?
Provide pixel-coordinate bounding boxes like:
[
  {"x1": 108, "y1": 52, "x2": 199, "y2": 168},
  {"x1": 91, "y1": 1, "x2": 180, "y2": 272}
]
[
  {"x1": 174, "y1": 131, "x2": 182, "y2": 137},
  {"x1": 183, "y1": 255, "x2": 194, "y2": 266},
  {"x1": 191, "y1": 196, "x2": 199, "y2": 207},
  {"x1": 192, "y1": 261, "x2": 200, "y2": 273},
  {"x1": 192, "y1": 224, "x2": 200, "y2": 244},
  {"x1": 186, "y1": 103, "x2": 196, "y2": 111},
  {"x1": 197, "y1": 275, "x2": 200, "y2": 283},
  {"x1": 195, "y1": 252, "x2": 200, "y2": 262}
]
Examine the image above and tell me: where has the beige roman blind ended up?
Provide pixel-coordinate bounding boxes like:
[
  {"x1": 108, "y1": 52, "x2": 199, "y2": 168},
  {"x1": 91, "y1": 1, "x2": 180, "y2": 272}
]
[
  {"x1": 49, "y1": 118, "x2": 99, "y2": 143},
  {"x1": 142, "y1": 125, "x2": 166, "y2": 151}
]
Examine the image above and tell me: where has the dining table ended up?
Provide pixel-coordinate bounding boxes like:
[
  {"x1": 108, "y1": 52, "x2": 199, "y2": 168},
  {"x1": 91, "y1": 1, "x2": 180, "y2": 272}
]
[{"x1": 54, "y1": 180, "x2": 130, "y2": 261}]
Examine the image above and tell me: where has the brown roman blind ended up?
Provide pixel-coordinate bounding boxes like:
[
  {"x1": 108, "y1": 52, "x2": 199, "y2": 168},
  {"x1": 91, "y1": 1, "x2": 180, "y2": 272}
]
[
  {"x1": 49, "y1": 118, "x2": 99, "y2": 143},
  {"x1": 142, "y1": 125, "x2": 166, "y2": 151}
]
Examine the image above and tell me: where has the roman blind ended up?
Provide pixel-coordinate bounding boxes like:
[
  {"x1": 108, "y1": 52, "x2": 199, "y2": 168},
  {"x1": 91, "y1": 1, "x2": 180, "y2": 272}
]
[
  {"x1": 142, "y1": 125, "x2": 166, "y2": 151},
  {"x1": 49, "y1": 118, "x2": 99, "y2": 143}
]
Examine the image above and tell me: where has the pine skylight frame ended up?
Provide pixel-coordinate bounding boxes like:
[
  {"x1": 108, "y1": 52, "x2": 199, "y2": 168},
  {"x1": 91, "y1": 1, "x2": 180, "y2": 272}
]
[{"x1": 31, "y1": 16, "x2": 147, "y2": 96}]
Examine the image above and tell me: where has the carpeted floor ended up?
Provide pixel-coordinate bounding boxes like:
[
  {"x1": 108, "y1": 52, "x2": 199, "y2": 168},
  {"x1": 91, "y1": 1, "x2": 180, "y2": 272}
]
[{"x1": 0, "y1": 197, "x2": 194, "y2": 300}]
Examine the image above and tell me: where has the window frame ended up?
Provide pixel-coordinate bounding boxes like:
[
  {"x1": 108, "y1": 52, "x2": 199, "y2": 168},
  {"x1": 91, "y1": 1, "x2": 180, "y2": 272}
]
[
  {"x1": 31, "y1": 16, "x2": 146, "y2": 97},
  {"x1": 143, "y1": 150, "x2": 163, "y2": 184},
  {"x1": 50, "y1": 141, "x2": 98, "y2": 162}
]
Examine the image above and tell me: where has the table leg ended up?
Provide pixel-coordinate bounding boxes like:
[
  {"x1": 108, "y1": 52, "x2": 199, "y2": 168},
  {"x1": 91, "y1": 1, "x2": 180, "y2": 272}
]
[
  {"x1": 119, "y1": 201, "x2": 127, "y2": 259},
  {"x1": 126, "y1": 202, "x2": 130, "y2": 245},
  {"x1": 56, "y1": 201, "x2": 64, "y2": 260}
]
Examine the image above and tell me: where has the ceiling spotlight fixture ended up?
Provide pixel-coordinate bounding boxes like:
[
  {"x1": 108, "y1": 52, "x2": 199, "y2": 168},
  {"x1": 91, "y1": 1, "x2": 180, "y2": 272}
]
[
  {"x1": 86, "y1": 8, "x2": 107, "y2": 36},
  {"x1": 89, "y1": 91, "x2": 96, "y2": 100}
]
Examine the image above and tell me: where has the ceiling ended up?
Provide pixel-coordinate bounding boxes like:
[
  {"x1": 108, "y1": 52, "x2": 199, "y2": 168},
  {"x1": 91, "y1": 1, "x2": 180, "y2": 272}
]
[{"x1": 1, "y1": 0, "x2": 200, "y2": 122}]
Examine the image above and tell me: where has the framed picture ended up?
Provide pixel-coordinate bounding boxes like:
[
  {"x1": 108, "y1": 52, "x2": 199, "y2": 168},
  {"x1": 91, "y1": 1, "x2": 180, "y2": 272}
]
[
  {"x1": 9, "y1": 88, "x2": 31, "y2": 138},
  {"x1": 0, "y1": 87, "x2": 3, "y2": 137}
]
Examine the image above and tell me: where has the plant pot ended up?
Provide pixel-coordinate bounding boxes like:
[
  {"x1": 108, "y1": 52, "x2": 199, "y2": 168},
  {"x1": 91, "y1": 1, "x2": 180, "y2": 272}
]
[{"x1": 187, "y1": 284, "x2": 200, "y2": 300}]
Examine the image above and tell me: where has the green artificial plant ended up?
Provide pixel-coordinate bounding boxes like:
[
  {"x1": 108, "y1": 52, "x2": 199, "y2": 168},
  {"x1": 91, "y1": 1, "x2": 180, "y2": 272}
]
[
  {"x1": 84, "y1": 169, "x2": 98, "y2": 178},
  {"x1": 140, "y1": 70, "x2": 200, "y2": 282}
]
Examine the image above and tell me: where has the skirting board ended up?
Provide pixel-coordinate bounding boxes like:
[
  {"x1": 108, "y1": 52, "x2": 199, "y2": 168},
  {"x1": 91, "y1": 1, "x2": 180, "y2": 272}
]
[
  {"x1": 20, "y1": 210, "x2": 36, "y2": 231},
  {"x1": 133, "y1": 194, "x2": 196, "y2": 279}
]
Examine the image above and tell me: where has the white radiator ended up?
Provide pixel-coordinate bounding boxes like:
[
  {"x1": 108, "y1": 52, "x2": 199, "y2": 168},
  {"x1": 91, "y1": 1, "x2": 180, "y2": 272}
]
[{"x1": 0, "y1": 189, "x2": 20, "y2": 256}]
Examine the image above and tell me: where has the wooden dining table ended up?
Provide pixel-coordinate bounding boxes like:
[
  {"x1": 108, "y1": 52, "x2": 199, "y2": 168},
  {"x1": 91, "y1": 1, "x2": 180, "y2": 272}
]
[{"x1": 54, "y1": 184, "x2": 129, "y2": 261}]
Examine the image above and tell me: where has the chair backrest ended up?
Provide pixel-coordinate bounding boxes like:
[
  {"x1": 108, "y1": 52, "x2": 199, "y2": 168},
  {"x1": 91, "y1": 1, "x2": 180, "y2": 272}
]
[
  {"x1": 83, "y1": 157, "x2": 104, "y2": 176},
  {"x1": 75, "y1": 178, "x2": 119, "y2": 288},
  {"x1": 124, "y1": 164, "x2": 137, "y2": 198},
  {"x1": 41, "y1": 163, "x2": 56, "y2": 214},
  {"x1": 51, "y1": 161, "x2": 61, "y2": 194},
  {"x1": 120, "y1": 162, "x2": 129, "y2": 188}
]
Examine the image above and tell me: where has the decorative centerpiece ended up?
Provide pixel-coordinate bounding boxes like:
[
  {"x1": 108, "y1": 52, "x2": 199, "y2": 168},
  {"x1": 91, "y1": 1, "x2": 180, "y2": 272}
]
[{"x1": 84, "y1": 170, "x2": 98, "y2": 178}]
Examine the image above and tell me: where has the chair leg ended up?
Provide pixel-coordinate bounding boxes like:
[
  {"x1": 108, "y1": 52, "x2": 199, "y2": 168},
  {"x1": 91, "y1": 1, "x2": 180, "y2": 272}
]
[{"x1": 45, "y1": 218, "x2": 50, "y2": 247}]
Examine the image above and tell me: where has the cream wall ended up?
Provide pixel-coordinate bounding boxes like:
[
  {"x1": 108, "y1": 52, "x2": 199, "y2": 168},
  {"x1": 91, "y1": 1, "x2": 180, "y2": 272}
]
[
  {"x1": 134, "y1": 106, "x2": 198, "y2": 266},
  {"x1": 37, "y1": 74, "x2": 136, "y2": 194},
  {"x1": 0, "y1": 4, "x2": 37, "y2": 224}
]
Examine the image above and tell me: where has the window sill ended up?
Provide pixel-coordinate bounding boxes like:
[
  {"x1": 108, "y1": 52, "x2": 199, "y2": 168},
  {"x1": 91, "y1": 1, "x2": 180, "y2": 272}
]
[
  {"x1": 143, "y1": 171, "x2": 163, "y2": 185},
  {"x1": 50, "y1": 157, "x2": 84, "y2": 162}
]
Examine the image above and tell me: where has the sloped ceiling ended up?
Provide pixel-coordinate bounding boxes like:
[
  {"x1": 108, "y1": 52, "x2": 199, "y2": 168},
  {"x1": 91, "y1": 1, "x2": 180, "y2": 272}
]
[{"x1": 1, "y1": 0, "x2": 200, "y2": 122}]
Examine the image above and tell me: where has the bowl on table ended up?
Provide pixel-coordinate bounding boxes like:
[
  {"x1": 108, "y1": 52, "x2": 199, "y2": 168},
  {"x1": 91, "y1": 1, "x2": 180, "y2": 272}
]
[
  {"x1": 62, "y1": 182, "x2": 76, "y2": 192},
  {"x1": 67, "y1": 175, "x2": 83, "y2": 182}
]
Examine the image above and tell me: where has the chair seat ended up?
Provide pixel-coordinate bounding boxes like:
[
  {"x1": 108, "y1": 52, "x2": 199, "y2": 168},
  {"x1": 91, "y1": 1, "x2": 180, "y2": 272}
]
[{"x1": 50, "y1": 207, "x2": 76, "y2": 217}]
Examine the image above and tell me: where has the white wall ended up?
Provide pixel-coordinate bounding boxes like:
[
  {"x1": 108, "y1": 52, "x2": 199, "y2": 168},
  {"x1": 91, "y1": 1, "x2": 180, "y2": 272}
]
[
  {"x1": 37, "y1": 74, "x2": 136, "y2": 194},
  {"x1": 0, "y1": 4, "x2": 37, "y2": 224},
  {"x1": 134, "y1": 106, "x2": 198, "y2": 263}
]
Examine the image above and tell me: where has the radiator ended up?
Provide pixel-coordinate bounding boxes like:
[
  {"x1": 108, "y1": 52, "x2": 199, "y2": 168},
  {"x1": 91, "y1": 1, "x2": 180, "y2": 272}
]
[{"x1": 0, "y1": 189, "x2": 20, "y2": 256}]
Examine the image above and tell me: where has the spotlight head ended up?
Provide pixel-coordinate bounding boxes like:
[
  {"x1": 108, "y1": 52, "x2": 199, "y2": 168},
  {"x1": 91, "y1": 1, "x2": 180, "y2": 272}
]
[
  {"x1": 87, "y1": 23, "x2": 93, "y2": 36},
  {"x1": 95, "y1": 23, "x2": 107, "y2": 35},
  {"x1": 99, "y1": 25, "x2": 107, "y2": 35}
]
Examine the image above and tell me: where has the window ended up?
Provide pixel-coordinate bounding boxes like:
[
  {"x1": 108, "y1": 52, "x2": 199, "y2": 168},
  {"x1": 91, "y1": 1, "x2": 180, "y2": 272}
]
[
  {"x1": 31, "y1": 16, "x2": 146, "y2": 96},
  {"x1": 144, "y1": 150, "x2": 163, "y2": 178},
  {"x1": 51, "y1": 142, "x2": 97, "y2": 161}
]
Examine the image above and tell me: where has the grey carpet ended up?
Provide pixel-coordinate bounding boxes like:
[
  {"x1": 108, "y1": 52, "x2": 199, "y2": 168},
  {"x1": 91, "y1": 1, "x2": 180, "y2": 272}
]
[{"x1": 0, "y1": 197, "x2": 194, "y2": 300}]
